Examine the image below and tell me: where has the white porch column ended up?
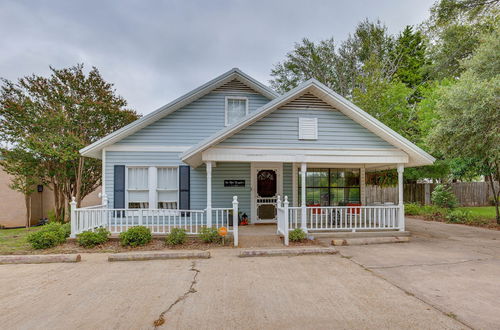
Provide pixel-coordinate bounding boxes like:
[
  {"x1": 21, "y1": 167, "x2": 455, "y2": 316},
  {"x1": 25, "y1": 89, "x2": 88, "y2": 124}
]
[
  {"x1": 206, "y1": 161, "x2": 213, "y2": 227},
  {"x1": 360, "y1": 167, "x2": 366, "y2": 205},
  {"x1": 300, "y1": 162, "x2": 307, "y2": 232},
  {"x1": 397, "y1": 163, "x2": 405, "y2": 231}
]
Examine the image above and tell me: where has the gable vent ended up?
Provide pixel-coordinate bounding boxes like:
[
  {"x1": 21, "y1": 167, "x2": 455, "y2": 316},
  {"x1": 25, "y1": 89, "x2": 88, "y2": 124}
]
[
  {"x1": 298, "y1": 117, "x2": 318, "y2": 140},
  {"x1": 213, "y1": 79, "x2": 258, "y2": 94}
]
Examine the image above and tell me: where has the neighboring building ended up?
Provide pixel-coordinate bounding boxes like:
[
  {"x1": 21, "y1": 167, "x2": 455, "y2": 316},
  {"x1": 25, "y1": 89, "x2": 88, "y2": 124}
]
[
  {"x1": 0, "y1": 157, "x2": 100, "y2": 228},
  {"x1": 74, "y1": 68, "x2": 434, "y2": 244}
]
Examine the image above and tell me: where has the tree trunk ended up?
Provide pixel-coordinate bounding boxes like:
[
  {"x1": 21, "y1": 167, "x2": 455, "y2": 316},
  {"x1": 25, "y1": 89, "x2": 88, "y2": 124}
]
[
  {"x1": 24, "y1": 194, "x2": 31, "y2": 229},
  {"x1": 486, "y1": 174, "x2": 500, "y2": 224},
  {"x1": 75, "y1": 157, "x2": 84, "y2": 208}
]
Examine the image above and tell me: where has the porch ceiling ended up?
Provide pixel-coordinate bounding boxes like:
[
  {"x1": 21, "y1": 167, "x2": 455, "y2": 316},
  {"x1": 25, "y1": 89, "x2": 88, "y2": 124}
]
[{"x1": 195, "y1": 146, "x2": 409, "y2": 170}]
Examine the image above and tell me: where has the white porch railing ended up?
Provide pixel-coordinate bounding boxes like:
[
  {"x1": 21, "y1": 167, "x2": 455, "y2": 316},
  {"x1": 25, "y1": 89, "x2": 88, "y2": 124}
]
[
  {"x1": 276, "y1": 196, "x2": 289, "y2": 246},
  {"x1": 276, "y1": 195, "x2": 403, "y2": 246},
  {"x1": 70, "y1": 196, "x2": 239, "y2": 246}
]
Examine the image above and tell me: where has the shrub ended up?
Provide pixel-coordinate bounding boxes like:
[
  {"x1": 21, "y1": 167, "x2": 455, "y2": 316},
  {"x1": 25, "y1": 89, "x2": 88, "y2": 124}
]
[
  {"x1": 446, "y1": 209, "x2": 473, "y2": 224},
  {"x1": 199, "y1": 227, "x2": 221, "y2": 243},
  {"x1": 27, "y1": 222, "x2": 67, "y2": 249},
  {"x1": 47, "y1": 209, "x2": 64, "y2": 223},
  {"x1": 404, "y1": 203, "x2": 422, "y2": 216},
  {"x1": 77, "y1": 228, "x2": 110, "y2": 248},
  {"x1": 289, "y1": 228, "x2": 307, "y2": 242},
  {"x1": 61, "y1": 222, "x2": 71, "y2": 238},
  {"x1": 119, "y1": 226, "x2": 152, "y2": 247},
  {"x1": 27, "y1": 231, "x2": 62, "y2": 249},
  {"x1": 165, "y1": 228, "x2": 187, "y2": 246},
  {"x1": 431, "y1": 185, "x2": 458, "y2": 209}
]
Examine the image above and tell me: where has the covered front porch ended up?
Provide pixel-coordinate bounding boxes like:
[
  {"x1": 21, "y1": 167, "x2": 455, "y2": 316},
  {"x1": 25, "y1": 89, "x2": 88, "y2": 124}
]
[{"x1": 199, "y1": 145, "x2": 407, "y2": 245}]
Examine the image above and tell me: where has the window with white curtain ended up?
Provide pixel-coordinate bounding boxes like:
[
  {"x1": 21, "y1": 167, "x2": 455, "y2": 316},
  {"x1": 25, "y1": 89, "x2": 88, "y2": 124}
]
[
  {"x1": 157, "y1": 167, "x2": 178, "y2": 209},
  {"x1": 225, "y1": 97, "x2": 248, "y2": 126},
  {"x1": 127, "y1": 167, "x2": 149, "y2": 208}
]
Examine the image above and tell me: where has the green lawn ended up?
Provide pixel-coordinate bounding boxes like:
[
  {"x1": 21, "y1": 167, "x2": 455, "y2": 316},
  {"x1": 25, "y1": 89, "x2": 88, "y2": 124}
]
[
  {"x1": 0, "y1": 227, "x2": 40, "y2": 254},
  {"x1": 459, "y1": 206, "x2": 497, "y2": 219}
]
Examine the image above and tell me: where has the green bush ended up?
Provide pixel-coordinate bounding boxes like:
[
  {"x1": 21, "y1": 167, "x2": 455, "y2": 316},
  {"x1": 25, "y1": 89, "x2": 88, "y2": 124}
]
[
  {"x1": 61, "y1": 222, "x2": 71, "y2": 238},
  {"x1": 432, "y1": 185, "x2": 458, "y2": 209},
  {"x1": 119, "y1": 226, "x2": 152, "y2": 247},
  {"x1": 446, "y1": 209, "x2": 473, "y2": 224},
  {"x1": 165, "y1": 228, "x2": 187, "y2": 246},
  {"x1": 27, "y1": 231, "x2": 62, "y2": 249},
  {"x1": 77, "y1": 228, "x2": 110, "y2": 248},
  {"x1": 199, "y1": 227, "x2": 221, "y2": 243},
  {"x1": 27, "y1": 222, "x2": 68, "y2": 249},
  {"x1": 404, "y1": 203, "x2": 423, "y2": 216},
  {"x1": 289, "y1": 228, "x2": 307, "y2": 242},
  {"x1": 47, "y1": 209, "x2": 64, "y2": 223}
]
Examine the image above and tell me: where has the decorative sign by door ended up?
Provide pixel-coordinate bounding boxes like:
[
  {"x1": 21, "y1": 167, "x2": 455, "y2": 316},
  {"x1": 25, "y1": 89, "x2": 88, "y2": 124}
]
[{"x1": 224, "y1": 180, "x2": 245, "y2": 187}]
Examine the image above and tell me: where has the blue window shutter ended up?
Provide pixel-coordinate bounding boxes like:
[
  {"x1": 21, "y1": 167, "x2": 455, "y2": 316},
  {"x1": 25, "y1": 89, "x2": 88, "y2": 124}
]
[
  {"x1": 179, "y1": 166, "x2": 190, "y2": 210},
  {"x1": 114, "y1": 165, "x2": 125, "y2": 208}
]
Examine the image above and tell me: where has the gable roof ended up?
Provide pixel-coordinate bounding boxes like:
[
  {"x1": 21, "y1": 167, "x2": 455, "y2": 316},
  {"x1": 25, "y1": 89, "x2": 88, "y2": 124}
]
[
  {"x1": 80, "y1": 68, "x2": 279, "y2": 159},
  {"x1": 181, "y1": 79, "x2": 435, "y2": 168}
]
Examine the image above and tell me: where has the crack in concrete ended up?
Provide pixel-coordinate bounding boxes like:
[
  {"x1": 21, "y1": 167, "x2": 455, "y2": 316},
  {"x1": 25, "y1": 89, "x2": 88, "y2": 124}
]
[
  {"x1": 153, "y1": 261, "x2": 200, "y2": 328},
  {"x1": 338, "y1": 250, "x2": 474, "y2": 330},
  {"x1": 367, "y1": 257, "x2": 497, "y2": 269}
]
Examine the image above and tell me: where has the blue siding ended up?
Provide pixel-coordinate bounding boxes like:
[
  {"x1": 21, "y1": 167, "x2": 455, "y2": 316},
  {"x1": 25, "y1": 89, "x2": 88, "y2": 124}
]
[
  {"x1": 105, "y1": 151, "x2": 250, "y2": 214},
  {"x1": 283, "y1": 163, "x2": 293, "y2": 204},
  {"x1": 105, "y1": 151, "x2": 183, "y2": 208},
  {"x1": 219, "y1": 107, "x2": 393, "y2": 148},
  {"x1": 117, "y1": 91, "x2": 270, "y2": 146}
]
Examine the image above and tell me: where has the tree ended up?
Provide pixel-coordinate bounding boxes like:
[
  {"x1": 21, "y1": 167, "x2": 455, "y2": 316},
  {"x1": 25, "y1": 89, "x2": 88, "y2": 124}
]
[
  {"x1": 392, "y1": 26, "x2": 429, "y2": 99},
  {"x1": 270, "y1": 19, "x2": 395, "y2": 97},
  {"x1": 0, "y1": 149, "x2": 41, "y2": 228},
  {"x1": 429, "y1": 28, "x2": 500, "y2": 223},
  {"x1": 352, "y1": 56, "x2": 416, "y2": 140},
  {"x1": 0, "y1": 64, "x2": 139, "y2": 221},
  {"x1": 422, "y1": 0, "x2": 499, "y2": 79}
]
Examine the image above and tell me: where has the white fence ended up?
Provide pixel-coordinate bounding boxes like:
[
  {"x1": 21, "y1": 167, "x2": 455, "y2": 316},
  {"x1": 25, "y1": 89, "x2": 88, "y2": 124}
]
[
  {"x1": 70, "y1": 196, "x2": 239, "y2": 246},
  {"x1": 277, "y1": 196, "x2": 403, "y2": 245}
]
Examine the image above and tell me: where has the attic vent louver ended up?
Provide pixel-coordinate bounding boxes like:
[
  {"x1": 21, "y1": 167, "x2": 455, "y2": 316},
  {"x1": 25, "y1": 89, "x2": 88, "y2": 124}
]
[{"x1": 298, "y1": 117, "x2": 318, "y2": 140}]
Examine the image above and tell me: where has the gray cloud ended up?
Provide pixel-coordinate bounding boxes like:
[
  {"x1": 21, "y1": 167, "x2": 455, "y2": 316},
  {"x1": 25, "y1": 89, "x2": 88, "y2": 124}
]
[{"x1": 0, "y1": 0, "x2": 434, "y2": 114}]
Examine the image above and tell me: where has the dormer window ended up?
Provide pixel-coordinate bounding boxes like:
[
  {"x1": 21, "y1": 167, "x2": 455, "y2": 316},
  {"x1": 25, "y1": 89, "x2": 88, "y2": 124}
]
[{"x1": 225, "y1": 97, "x2": 248, "y2": 126}]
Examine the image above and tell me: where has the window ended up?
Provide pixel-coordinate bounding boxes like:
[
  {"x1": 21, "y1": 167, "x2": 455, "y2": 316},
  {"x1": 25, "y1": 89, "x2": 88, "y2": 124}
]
[
  {"x1": 225, "y1": 97, "x2": 248, "y2": 126},
  {"x1": 127, "y1": 167, "x2": 149, "y2": 208},
  {"x1": 157, "y1": 167, "x2": 178, "y2": 209},
  {"x1": 298, "y1": 117, "x2": 318, "y2": 140},
  {"x1": 298, "y1": 168, "x2": 360, "y2": 206}
]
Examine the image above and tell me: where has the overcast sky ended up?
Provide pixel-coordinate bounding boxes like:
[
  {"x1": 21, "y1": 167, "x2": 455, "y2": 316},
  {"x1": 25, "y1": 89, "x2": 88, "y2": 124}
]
[{"x1": 0, "y1": 0, "x2": 435, "y2": 115}]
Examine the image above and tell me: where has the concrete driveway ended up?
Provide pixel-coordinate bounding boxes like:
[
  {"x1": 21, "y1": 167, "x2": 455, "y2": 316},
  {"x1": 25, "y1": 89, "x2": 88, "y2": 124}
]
[
  {"x1": 337, "y1": 218, "x2": 500, "y2": 330},
  {"x1": 0, "y1": 247, "x2": 463, "y2": 329}
]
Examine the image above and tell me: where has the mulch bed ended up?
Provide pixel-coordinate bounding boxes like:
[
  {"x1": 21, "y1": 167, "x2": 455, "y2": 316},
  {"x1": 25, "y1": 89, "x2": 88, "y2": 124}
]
[
  {"x1": 288, "y1": 239, "x2": 321, "y2": 246},
  {"x1": 3, "y1": 237, "x2": 234, "y2": 255}
]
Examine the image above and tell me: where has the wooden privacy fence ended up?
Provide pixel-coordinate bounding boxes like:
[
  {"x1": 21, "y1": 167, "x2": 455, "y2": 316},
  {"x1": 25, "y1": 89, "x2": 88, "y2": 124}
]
[{"x1": 366, "y1": 181, "x2": 499, "y2": 206}]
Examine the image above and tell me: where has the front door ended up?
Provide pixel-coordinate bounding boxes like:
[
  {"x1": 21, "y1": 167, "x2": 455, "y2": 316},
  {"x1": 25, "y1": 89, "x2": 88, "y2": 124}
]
[{"x1": 252, "y1": 163, "x2": 282, "y2": 223}]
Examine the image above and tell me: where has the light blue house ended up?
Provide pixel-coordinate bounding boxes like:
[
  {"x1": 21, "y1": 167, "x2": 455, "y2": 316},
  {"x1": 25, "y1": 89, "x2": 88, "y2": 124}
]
[{"x1": 73, "y1": 68, "x2": 434, "y2": 245}]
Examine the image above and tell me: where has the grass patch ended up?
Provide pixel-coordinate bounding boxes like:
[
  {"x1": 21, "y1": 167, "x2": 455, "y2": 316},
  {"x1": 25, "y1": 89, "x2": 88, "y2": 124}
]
[
  {"x1": 405, "y1": 204, "x2": 499, "y2": 230},
  {"x1": 0, "y1": 227, "x2": 41, "y2": 254},
  {"x1": 459, "y1": 207, "x2": 496, "y2": 219}
]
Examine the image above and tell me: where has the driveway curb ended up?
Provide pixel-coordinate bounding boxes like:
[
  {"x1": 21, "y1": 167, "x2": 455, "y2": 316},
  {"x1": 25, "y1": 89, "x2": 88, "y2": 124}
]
[
  {"x1": 0, "y1": 254, "x2": 81, "y2": 264},
  {"x1": 332, "y1": 236, "x2": 409, "y2": 246},
  {"x1": 239, "y1": 247, "x2": 337, "y2": 257},
  {"x1": 108, "y1": 251, "x2": 210, "y2": 261}
]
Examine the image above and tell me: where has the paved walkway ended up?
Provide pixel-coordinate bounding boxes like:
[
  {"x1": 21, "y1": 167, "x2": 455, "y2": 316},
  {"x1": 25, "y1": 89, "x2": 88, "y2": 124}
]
[
  {"x1": 337, "y1": 217, "x2": 500, "y2": 330},
  {"x1": 238, "y1": 224, "x2": 283, "y2": 247}
]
